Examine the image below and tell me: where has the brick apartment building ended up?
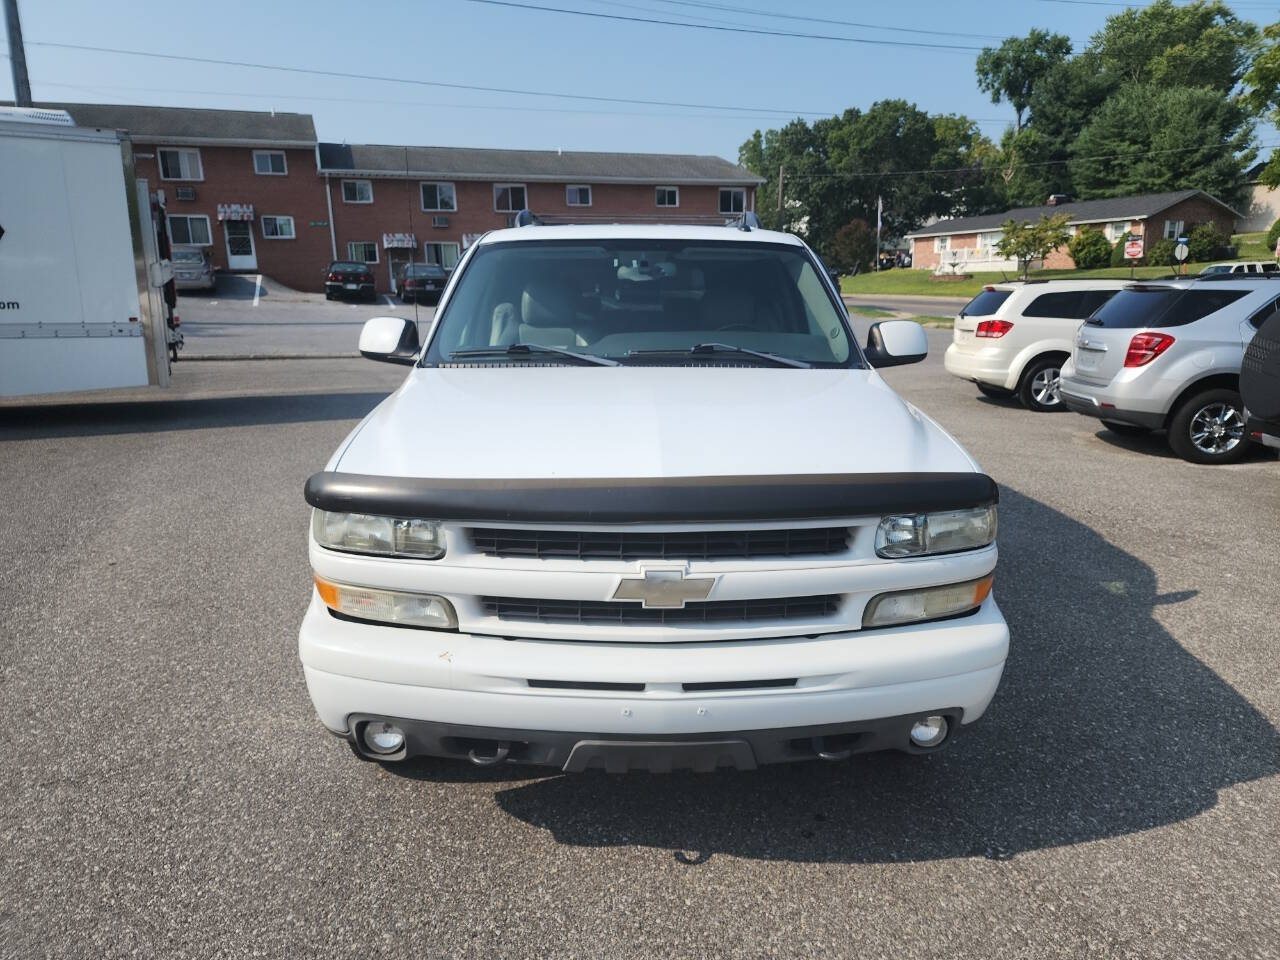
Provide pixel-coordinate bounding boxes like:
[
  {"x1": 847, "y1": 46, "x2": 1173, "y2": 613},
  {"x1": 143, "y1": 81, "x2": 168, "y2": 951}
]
[
  {"x1": 32, "y1": 102, "x2": 762, "y2": 294},
  {"x1": 47, "y1": 103, "x2": 332, "y2": 291},
  {"x1": 905, "y1": 190, "x2": 1240, "y2": 272},
  {"x1": 316, "y1": 143, "x2": 763, "y2": 293}
]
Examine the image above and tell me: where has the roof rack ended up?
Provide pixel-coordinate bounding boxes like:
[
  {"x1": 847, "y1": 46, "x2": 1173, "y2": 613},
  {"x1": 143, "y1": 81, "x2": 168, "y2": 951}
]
[
  {"x1": 1190, "y1": 272, "x2": 1280, "y2": 282},
  {"x1": 511, "y1": 208, "x2": 765, "y2": 230}
]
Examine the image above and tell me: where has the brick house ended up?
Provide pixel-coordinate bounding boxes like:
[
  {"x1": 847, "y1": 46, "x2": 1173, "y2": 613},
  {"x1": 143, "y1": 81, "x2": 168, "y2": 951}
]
[
  {"x1": 905, "y1": 190, "x2": 1240, "y2": 273},
  {"x1": 46, "y1": 103, "x2": 331, "y2": 291},
  {"x1": 317, "y1": 143, "x2": 763, "y2": 293},
  {"x1": 1240, "y1": 162, "x2": 1279, "y2": 234}
]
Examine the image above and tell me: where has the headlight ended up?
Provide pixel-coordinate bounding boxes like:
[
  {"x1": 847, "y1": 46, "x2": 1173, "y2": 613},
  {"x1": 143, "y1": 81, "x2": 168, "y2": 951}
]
[
  {"x1": 862, "y1": 575, "x2": 993, "y2": 629},
  {"x1": 314, "y1": 575, "x2": 457, "y2": 630},
  {"x1": 875, "y1": 505, "x2": 996, "y2": 558},
  {"x1": 312, "y1": 510, "x2": 445, "y2": 559}
]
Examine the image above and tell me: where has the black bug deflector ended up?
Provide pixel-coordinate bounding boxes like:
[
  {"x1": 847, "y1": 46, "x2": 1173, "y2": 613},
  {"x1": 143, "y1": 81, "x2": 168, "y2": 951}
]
[{"x1": 303, "y1": 472, "x2": 999, "y2": 524}]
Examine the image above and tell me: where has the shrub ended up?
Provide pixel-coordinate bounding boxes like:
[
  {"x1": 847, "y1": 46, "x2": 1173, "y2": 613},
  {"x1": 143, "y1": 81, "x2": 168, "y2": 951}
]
[
  {"x1": 829, "y1": 219, "x2": 876, "y2": 274},
  {"x1": 1187, "y1": 222, "x2": 1226, "y2": 262},
  {"x1": 1146, "y1": 237, "x2": 1178, "y2": 268},
  {"x1": 1068, "y1": 227, "x2": 1111, "y2": 269},
  {"x1": 1267, "y1": 219, "x2": 1280, "y2": 254}
]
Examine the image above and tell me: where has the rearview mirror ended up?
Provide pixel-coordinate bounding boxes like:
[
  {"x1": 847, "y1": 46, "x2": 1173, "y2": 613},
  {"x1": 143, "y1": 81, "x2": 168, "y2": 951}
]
[
  {"x1": 359, "y1": 316, "x2": 419, "y2": 365},
  {"x1": 864, "y1": 320, "x2": 927, "y2": 368}
]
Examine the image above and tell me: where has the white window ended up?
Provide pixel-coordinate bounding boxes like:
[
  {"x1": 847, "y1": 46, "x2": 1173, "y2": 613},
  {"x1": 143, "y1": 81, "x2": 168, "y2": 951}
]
[
  {"x1": 158, "y1": 148, "x2": 202, "y2": 181},
  {"x1": 719, "y1": 187, "x2": 746, "y2": 214},
  {"x1": 347, "y1": 241, "x2": 378, "y2": 263},
  {"x1": 260, "y1": 215, "x2": 295, "y2": 239},
  {"x1": 1164, "y1": 219, "x2": 1185, "y2": 240},
  {"x1": 342, "y1": 180, "x2": 373, "y2": 204},
  {"x1": 424, "y1": 242, "x2": 461, "y2": 269},
  {"x1": 566, "y1": 185, "x2": 592, "y2": 207},
  {"x1": 253, "y1": 150, "x2": 287, "y2": 175},
  {"x1": 934, "y1": 236, "x2": 951, "y2": 253},
  {"x1": 656, "y1": 186, "x2": 679, "y2": 208},
  {"x1": 979, "y1": 231, "x2": 1002, "y2": 251},
  {"x1": 493, "y1": 183, "x2": 527, "y2": 212},
  {"x1": 420, "y1": 182, "x2": 457, "y2": 212},
  {"x1": 1105, "y1": 221, "x2": 1131, "y2": 242},
  {"x1": 167, "y1": 214, "x2": 211, "y2": 245}
]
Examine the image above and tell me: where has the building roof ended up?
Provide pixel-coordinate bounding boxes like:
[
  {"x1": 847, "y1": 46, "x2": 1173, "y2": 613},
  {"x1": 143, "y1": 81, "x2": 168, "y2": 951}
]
[
  {"x1": 904, "y1": 190, "x2": 1240, "y2": 239},
  {"x1": 28, "y1": 101, "x2": 317, "y2": 147},
  {"x1": 317, "y1": 142, "x2": 763, "y2": 185}
]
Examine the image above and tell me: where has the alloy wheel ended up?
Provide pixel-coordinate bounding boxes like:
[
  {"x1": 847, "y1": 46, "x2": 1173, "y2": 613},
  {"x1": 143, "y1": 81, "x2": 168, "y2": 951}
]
[
  {"x1": 1189, "y1": 402, "x2": 1244, "y2": 456},
  {"x1": 1030, "y1": 366, "x2": 1061, "y2": 407}
]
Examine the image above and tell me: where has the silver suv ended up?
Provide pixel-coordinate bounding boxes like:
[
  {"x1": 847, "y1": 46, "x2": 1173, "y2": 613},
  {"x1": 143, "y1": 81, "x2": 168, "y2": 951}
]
[{"x1": 1059, "y1": 276, "x2": 1277, "y2": 464}]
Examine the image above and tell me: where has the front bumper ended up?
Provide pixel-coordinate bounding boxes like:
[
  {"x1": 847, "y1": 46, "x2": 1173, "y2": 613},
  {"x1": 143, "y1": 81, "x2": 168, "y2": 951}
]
[
  {"x1": 298, "y1": 591, "x2": 1009, "y2": 768},
  {"x1": 944, "y1": 343, "x2": 1015, "y2": 389}
]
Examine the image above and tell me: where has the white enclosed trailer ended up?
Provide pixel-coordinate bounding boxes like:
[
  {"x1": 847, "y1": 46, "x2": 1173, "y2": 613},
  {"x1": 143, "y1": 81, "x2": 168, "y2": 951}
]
[{"x1": 0, "y1": 107, "x2": 175, "y2": 398}]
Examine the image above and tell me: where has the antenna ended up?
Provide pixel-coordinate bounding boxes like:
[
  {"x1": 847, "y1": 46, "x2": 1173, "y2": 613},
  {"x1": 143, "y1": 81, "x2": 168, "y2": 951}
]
[{"x1": 405, "y1": 146, "x2": 420, "y2": 332}]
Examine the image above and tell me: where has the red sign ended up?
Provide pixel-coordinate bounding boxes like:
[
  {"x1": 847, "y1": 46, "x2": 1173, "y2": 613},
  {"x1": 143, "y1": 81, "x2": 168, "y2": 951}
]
[{"x1": 1124, "y1": 238, "x2": 1144, "y2": 260}]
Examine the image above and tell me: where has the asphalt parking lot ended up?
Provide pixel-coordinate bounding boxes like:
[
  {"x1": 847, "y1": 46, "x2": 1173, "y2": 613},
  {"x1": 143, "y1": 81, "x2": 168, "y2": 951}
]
[{"x1": 2, "y1": 322, "x2": 1278, "y2": 958}]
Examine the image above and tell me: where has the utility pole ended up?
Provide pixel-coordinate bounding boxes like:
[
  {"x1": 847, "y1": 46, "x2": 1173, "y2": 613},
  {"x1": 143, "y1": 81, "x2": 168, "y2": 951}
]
[
  {"x1": 776, "y1": 164, "x2": 784, "y2": 224},
  {"x1": 4, "y1": 0, "x2": 32, "y2": 107}
]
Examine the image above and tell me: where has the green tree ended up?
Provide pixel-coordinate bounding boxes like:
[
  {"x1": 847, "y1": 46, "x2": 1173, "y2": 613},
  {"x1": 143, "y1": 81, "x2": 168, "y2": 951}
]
[
  {"x1": 829, "y1": 220, "x2": 877, "y2": 273},
  {"x1": 1187, "y1": 222, "x2": 1228, "y2": 261},
  {"x1": 1267, "y1": 218, "x2": 1280, "y2": 253},
  {"x1": 1069, "y1": 84, "x2": 1255, "y2": 207},
  {"x1": 996, "y1": 213, "x2": 1073, "y2": 278},
  {"x1": 976, "y1": 29, "x2": 1073, "y2": 131},
  {"x1": 1244, "y1": 23, "x2": 1280, "y2": 187},
  {"x1": 1068, "y1": 227, "x2": 1112, "y2": 269}
]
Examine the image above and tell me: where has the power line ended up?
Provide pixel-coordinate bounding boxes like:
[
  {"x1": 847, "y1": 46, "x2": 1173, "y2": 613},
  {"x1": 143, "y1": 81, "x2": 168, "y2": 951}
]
[
  {"x1": 27, "y1": 40, "x2": 841, "y2": 115},
  {"x1": 455, "y1": 0, "x2": 988, "y2": 51},
  {"x1": 646, "y1": 0, "x2": 1025, "y2": 43}
]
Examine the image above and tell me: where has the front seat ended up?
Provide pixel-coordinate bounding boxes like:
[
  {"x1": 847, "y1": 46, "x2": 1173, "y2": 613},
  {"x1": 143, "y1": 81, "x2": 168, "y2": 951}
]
[{"x1": 520, "y1": 279, "x2": 588, "y2": 347}]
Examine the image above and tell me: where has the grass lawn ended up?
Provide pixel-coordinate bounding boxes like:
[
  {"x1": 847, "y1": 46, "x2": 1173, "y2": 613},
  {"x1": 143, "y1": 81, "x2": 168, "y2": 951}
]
[
  {"x1": 1234, "y1": 231, "x2": 1272, "y2": 260},
  {"x1": 847, "y1": 305, "x2": 896, "y2": 318},
  {"x1": 841, "y1": 261, "x2": 1223, "y2": 298},
  {"x1": 915, "y1": 316, "x2": 955, "y2": 328}
]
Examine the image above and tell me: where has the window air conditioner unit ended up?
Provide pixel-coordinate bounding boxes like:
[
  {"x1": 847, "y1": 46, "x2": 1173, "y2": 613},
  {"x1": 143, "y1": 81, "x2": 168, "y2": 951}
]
[
  {"x1": 176, "y1": 186, "x2": 196, "y2": 201},
  {"x1": 432, "y1": 215, "x2": 449, "y2": 228}
]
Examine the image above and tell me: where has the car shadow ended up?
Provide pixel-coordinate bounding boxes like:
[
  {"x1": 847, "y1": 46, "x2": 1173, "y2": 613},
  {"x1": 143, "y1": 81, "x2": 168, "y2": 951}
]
[
  {"x1": 1094, "y1": 428, "x2": 1278, "y2": 462},
  {"x1": 0, "y1": 392, "x2": 390, "y2": 440},
  {"x1": 390, "y1": 488, "x2": 1280, "y2": 864}
]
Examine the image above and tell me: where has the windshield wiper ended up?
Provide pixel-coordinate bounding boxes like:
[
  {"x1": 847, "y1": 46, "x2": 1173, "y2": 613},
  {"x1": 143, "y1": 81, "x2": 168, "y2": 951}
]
[
  {"x1": 448, "y1": 343, "x2": 619, "y2": 366},
  {"x1": 627, "y1": 342, "x2": 810, "y2": 368}
]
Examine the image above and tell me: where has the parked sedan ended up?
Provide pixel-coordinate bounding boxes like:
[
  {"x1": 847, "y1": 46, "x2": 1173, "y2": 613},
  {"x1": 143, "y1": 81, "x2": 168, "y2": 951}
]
[
  {"x1": 171, "y1": 245, "x2": 215, "y2": 292},
  {"x1": 324, "y1": 261, "x2": 377, "y2": 302},
  {"x1": 396, "y1": 263, "x2": 449, "y2": 304}
]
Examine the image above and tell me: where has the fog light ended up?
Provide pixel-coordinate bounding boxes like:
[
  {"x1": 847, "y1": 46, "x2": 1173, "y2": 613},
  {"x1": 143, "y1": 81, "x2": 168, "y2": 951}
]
[
  {"x1": 909, "y1": 715, "x2": 948, "y2": 748},
  {"x1": 362, "y1": 721, "x2": 406, "y2": 755}
]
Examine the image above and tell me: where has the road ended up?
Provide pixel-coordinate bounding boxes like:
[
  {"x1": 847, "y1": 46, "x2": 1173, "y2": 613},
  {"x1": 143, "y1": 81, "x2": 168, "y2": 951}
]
[
  {"x1": 843, "y1": 293, "x2": 969, "y2": 317},
  {"x1": 178, "y1": 274, "x2": 435, "y2": 358},
  {"x1": 2, "y1": 336, "x2": 1278, "y2": 959}
]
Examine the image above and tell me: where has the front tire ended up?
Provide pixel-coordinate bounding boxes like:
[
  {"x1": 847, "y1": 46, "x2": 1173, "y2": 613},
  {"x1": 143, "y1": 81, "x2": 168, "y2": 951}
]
[
  {"x1": 1018, "y1": 356, "x2": 1067, "y2": 412},
  {"x1": 1100, "y1": 420, "x2": 1151, "y2": 437},
  {"x1": 976, "y1": 382, "x2": 1014, "y2": 400},
  {"x1": 1167, "y1": 388, "x2": 1250, "y2": 464}
]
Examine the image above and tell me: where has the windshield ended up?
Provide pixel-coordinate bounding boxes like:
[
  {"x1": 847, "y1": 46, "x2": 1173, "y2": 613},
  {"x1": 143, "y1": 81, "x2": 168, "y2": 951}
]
[
  {"x1": 421, "y1": 239, "x2": 859, "y2": 367},
  {"x1": 405, "y1": 265, "x2": 446, "y2": 277},
  {"x1": 172, "y1": 250, "x2": 204, "y2": 264},
  {"x1": 960, "y1": 288, "x2": 1012, "y2": 317}
]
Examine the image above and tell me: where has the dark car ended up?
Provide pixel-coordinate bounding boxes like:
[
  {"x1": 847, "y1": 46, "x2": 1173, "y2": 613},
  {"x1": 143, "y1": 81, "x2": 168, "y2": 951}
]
[
  {"x1": 324, "y1": 261, "x2": 377, "y2": 302},
  {"x1": 1243, "y1": 297, "x2": 1280, "y2": 450},
  {"x1": 396, "y1": 263, "x2": 449, "y2": 304}
]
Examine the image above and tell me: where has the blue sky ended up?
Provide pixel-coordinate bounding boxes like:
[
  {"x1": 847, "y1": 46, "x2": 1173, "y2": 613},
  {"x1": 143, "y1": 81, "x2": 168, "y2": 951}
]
[{"x1": 3, "y1": 0, "x2": 1277, "y2": 160}]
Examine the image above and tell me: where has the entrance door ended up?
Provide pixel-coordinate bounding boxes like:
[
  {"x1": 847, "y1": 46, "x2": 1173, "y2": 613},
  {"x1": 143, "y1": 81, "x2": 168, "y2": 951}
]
[
  {"x1": 388, "y1": 251, "x2": 412, "y2": 294},
  {"x1": 224, "y1": 221, "x2": 257, "y2": 271}
]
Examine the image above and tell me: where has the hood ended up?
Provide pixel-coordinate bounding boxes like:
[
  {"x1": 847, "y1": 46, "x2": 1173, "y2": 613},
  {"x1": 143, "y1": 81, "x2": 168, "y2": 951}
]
[{"x1": 335, "y1": 366, "x2": 979, "y2": 479}]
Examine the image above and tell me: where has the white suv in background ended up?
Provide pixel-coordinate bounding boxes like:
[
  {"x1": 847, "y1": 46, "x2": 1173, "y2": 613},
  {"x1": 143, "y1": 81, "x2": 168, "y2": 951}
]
[
  {"x1": 1059, "y1": 277, "x2": 1276, "y2": 464},
  {"x1": 944, "y1": 280, "x2": 1128, "y2": 412},
  {"x1": 298, "y1": 217, "x2": 1010, "y2": 773}
]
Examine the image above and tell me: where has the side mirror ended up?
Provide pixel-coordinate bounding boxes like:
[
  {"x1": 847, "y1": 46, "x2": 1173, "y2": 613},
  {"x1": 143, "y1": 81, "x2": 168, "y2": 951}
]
[
  {"x1": 864, "y1": 319, "x2": 927, "y2": 368},
  {"x1": 359, "y1": 316, "x2": 419, "y2": 365}
]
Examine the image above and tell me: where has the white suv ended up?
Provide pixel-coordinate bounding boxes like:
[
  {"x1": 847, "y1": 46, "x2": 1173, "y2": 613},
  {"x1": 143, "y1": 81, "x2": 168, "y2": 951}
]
[
  {"x1": 1059, "y1": 276, "x2": 1276, "y2": 463},
  {"x1": 944, "y1": 280, "x2": 1128, "y2": 411},
  {"x1": 298, "y1": 217, "x2": 1010, "y2": 772}
]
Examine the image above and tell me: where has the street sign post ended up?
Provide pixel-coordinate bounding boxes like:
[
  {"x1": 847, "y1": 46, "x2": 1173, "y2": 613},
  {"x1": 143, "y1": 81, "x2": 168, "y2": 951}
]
[{"x1": 1123, "y1": 235, "x2": 1143, "y2": 278}]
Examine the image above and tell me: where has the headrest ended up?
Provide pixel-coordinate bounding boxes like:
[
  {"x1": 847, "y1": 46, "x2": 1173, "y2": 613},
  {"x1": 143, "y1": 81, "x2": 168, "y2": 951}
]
[{"x1": 521, "y1": 280, "x2": 577, "y2": 328}]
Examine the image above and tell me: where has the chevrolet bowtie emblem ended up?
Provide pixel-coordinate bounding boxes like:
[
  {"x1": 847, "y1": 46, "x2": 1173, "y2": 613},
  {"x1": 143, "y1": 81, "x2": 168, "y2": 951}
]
[{"x1": 612, "y1": 568, "x2": 715, "y2": 609}]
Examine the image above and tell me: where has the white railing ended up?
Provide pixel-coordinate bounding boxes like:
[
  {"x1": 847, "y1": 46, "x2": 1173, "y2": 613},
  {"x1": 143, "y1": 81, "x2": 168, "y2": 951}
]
[{"x1": 934, "y1": 247, "x2": 1041, "y2": 274}]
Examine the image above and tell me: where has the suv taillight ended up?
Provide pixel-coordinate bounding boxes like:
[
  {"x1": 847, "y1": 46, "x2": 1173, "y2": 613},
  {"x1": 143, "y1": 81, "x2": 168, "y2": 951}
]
[
  {"x1": 1124, "y1": 332, "x2": 1175, "y2": 367},
  {"x1": 976, "y1": 320, "x2": 1013, "y2": 338},
  {"x1": 327, "y1": 272, "x2": 340, "y2": 281}
]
